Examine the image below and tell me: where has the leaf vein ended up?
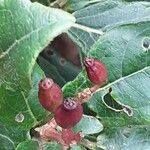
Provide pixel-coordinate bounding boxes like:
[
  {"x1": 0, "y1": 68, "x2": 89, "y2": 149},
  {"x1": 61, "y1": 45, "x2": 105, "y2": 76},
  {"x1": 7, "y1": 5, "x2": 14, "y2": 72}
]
[
  {"x1": 0, "y1": 22, "x2": 54, "y2": 60},
  {"x1": 21, "y1": 91, "x2": 38, "y2": 125},
  {"x1": 97, "y1": 66, "x2": 150, "y2": 92},
  {"x1": 0, "y1": 134, "x2": 15, "y2": 148}
]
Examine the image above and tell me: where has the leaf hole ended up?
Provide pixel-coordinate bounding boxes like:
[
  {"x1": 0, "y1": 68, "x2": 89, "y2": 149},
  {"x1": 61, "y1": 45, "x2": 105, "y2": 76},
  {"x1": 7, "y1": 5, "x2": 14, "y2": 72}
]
[
  {"x1": 142, "y1": 37, "x2": 150, "y2": 50},
  {"x1": 122, "y1": 129, "x2": 131, "y2": 138},
  {"x1": 59, "y1": 58, "x2": 66, "y2": 66},
  {"x1": 30, "y1": 128, "x2": 40, "y2": 138},
  {"x1": 109, "y1": 87, "x2": 112, "y2": 93},
  {"x1": 102, "y1": 88, "x2": 133, "y2": 117},
  {"x1": 44, "y1": 48, "x2": 55, "y2": 57},
  {"x1": 15, "y1": 113, "x2": 24, "y2": 123}
]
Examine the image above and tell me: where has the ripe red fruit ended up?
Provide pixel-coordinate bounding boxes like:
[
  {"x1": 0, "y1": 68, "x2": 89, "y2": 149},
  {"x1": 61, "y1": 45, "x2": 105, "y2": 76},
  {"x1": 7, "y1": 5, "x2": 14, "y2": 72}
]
[
  {"x1": 54, "y1": 98, "x2": 83, "y2": 129},
  {"x1": 38, "y1": 78, "x2": 63, "y2": 112},
  {"x1": 84, "y1": 57, "x2": 108, "y2": 85}
]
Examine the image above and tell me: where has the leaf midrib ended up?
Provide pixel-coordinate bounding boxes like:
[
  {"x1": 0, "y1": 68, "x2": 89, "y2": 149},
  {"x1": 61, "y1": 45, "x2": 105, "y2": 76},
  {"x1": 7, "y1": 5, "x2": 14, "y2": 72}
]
[
  {"x1": 0, "y1": 22, "x2": 56, "y2": 60},
  {"x1": 96, "y1": 66, "x2": 150, "y2": 93}
]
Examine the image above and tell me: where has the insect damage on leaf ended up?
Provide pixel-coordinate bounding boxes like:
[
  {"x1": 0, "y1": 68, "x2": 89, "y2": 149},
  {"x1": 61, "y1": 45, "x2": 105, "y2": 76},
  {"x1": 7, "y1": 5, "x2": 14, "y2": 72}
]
[
  {"x1": 142, "y1": 37, "x2": 150, "y2": 50},
  {"x1": 102, "y1": 88, "x2": 133, "y2": 117},
  {"x1": 15, "y1": 113, "x2": 24, "y2": 123}
]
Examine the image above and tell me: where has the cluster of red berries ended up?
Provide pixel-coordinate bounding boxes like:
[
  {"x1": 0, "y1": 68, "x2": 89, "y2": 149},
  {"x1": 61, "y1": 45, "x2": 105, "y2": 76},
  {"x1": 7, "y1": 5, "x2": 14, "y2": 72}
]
[{"x1": 38, "y1": 57, "x2": 108, "y2": 129}]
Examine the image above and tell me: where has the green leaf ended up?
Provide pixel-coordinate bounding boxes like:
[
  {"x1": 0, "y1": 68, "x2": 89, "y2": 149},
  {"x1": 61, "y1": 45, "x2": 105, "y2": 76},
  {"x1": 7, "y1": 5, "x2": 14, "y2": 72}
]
[
  {"x1": 75, "y1": 1, "x2": 150, "y2": 29},
  {"x1": 38, "y1": 55, "x2": 67, "y2": 86},
  {"x1": 64, "y1": 0, "x2": 103, "y2": 12},
  {"x1": 125, "y1": 0, "x2": 150, "y2": 1},
  {"x1": 70, "y1": 144, "x2": 86, "y2": 150},
  {"x1": 73, "y1": 115, "x2": 103, "y2": 135},
  {"x1": 0, "y1": 124, "x2": 27, "y2": 150},
  {"x1": 68, "y1": 1, "x2": 150, "y2": 52},
  {"x1": 38, "y1": 52, "x2": 80, "y2": 87},
  {"x1": 44, "y1": 142, "x2": 62, "y2": 150},
  {"x1": 97, "y1": 126, "x2": 150, "y2": 150},
  {"x1": 63, "y1": 2, "x2": 150, "y2": 149},
  {"x1": 26, "y1": 63, "x2": 48, "y2": 123},
  {"x1": 63, "y1": 21, "x2": 150, "y2": 128},
  {"x1": 31, "y1": 0, "x2": 51, "y2": 6},
  {"x1": 62, "y1": 70, "x2": 90, "y2": 98},
  {"x1": 16, "y1": 140, "x2": 39, "y2": 150},
  {"x1": 16, "y1": 141, "x2": 63, "y2": 150},
  {"x1": 0, "y1": 0, "x2": 75, "y2": 129}
]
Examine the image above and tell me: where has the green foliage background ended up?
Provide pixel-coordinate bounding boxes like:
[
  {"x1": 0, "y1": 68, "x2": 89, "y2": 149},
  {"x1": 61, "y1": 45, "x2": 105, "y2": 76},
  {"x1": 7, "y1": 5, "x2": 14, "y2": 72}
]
[{"x1": 0, "y1": 0, "x2": 150, "y2": 149}]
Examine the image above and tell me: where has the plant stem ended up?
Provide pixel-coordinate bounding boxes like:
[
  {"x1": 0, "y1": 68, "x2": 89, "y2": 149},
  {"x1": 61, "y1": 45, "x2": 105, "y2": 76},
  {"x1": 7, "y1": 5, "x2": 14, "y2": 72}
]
[
  {"x1": 76, "y1": 84, "x2": 100, "y2": 103},
  {"x1": 80, "y1": 139, "x2": 106, "y2": 150}
]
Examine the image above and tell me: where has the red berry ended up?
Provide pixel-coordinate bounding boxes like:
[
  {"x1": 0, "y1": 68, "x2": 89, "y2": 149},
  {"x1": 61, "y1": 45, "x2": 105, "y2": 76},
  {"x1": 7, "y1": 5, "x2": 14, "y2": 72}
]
[
  {"x1": 84, "y1": 57, "x2": 108, "y2": 85},
  {"x1": 54, "y1": 98, "x2": 83, "y2": 129},
  {"x1": 38, "y1": 78, "x2": 63, "y2": 112}
]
